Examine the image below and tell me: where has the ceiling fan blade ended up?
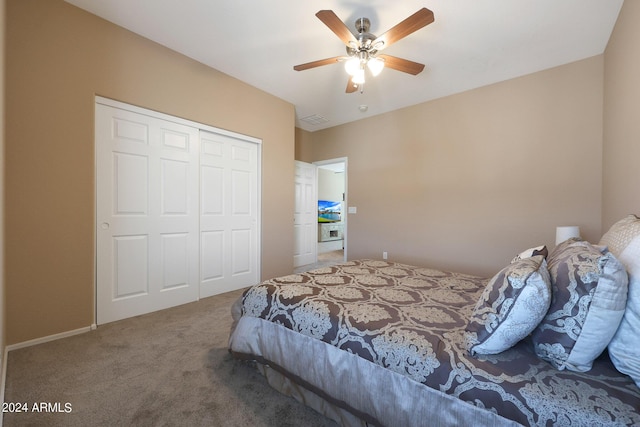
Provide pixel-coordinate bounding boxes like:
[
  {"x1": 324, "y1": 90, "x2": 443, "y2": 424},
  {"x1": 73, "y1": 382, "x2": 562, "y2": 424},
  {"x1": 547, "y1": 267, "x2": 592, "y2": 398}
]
[
  {"x1": 316, "y1": 10, "x2": 357, "y2": 46},
  {"x1": 293, "y1": 56, "x2": 345, "y2": 71},
  {"x1": 373, "y1": 8, "x2": 434, "y2": 50},
  {"x1": 378, "y1": 54, "x2": 425, "y2": 75},
  {"x1": 345, "y1": 77, "x2": 359, "y2": 93}
]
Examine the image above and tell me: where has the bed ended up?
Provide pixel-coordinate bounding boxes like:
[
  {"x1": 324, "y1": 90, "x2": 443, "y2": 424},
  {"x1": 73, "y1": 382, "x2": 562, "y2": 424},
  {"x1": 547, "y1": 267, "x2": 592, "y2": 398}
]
[{"x1": 229, "y1": 217, "x2": 640, "y2": 427}]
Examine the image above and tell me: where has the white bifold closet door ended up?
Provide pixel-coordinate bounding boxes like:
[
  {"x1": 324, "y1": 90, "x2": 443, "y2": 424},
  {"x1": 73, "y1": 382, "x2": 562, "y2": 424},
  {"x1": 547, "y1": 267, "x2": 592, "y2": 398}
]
[
  {"x1": 96, "y1": 99, "x2": 259, "y2": 324},
  {"x1": 199, "y1": 130, "x2": 259, "y2": 298}
]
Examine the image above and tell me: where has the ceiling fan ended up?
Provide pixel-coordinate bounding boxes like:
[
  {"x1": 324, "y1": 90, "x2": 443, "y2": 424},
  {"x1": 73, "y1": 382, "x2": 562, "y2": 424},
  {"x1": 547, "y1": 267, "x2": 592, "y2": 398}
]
[{"x1": 293, "y1": 8, "x2": 435, "y2": 93}]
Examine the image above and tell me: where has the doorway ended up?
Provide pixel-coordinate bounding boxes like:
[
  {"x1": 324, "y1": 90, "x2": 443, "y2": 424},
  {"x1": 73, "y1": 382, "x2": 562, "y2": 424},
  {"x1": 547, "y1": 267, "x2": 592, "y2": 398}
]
[{"x1": 314, "y1": 158, "x2": 347, "y2": 265}]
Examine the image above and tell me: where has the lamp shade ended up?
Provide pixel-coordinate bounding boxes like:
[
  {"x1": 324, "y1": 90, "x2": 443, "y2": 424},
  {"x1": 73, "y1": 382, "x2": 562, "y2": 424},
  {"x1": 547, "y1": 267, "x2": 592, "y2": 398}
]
[
  {"x1": 344, "y1": 58, "x2": 359, "y2": 76},
  {"x1": 352, "y1": 68, "x2": 365, "y2": 84},
  {"x1": 556, "y1": 226, "x2": 580, "y2": 245},
  {"x1": 367, "y1": 57, "x2": 384, "y2": 76}
]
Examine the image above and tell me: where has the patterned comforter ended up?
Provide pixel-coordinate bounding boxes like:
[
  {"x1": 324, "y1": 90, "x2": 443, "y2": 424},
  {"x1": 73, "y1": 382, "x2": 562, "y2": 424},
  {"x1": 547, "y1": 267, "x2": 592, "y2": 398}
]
[{"x1": 230, "y1": 260, "x2": 640, "y2": 426}]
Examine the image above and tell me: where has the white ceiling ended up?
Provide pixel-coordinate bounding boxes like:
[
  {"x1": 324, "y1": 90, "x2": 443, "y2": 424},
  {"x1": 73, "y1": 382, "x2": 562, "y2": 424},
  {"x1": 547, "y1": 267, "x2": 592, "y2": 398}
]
[{"x1": 65, "y1": 0, "x2": 623, "y2": 132}]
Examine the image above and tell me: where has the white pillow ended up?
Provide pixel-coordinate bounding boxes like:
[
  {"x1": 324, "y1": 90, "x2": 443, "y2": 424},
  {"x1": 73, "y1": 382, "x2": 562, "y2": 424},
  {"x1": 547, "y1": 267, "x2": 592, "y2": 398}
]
[
  {"x1": 600, "y1": 215, "x2": 640, "y2": 388},
  {"x1": 510, "y1": 245, "x2": 548, "y2": 263}
]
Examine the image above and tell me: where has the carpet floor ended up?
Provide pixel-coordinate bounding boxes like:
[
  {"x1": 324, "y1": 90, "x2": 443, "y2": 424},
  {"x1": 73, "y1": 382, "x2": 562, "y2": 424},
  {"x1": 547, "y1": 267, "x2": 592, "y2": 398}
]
[{"x1": 3, "y1": 288, "x2": 338, "y2": 426}]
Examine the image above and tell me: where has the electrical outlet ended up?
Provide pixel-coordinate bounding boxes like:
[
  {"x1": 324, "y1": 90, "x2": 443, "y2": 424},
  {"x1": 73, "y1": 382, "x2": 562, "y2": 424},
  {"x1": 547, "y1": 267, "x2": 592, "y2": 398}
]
[{"x1": 383, "y1": 251, "x2": 388, "y2": 260}]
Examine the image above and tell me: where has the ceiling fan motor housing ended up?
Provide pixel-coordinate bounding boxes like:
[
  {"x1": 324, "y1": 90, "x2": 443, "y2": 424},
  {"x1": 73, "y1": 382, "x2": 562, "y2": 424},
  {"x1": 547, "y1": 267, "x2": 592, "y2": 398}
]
[
  {"x1": 355, "y1": 17, "x2": 370, "y2": 34},
  {"x1": 346, "y1": 17, "x2": 379, "y2": 59},
  {"x1": 355, "y1": 17, "x2": 377, "y2": 50}
]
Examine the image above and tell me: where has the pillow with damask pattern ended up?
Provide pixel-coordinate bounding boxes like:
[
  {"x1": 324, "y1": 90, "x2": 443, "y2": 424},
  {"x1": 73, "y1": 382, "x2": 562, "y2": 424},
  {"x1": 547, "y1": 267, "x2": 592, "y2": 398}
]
[
  {"x1": 466, "y1": 255, "x2": 551, "y2": 355},
  {"x1": 531, "y1": 240, "x2": 628, "y2": 372}
]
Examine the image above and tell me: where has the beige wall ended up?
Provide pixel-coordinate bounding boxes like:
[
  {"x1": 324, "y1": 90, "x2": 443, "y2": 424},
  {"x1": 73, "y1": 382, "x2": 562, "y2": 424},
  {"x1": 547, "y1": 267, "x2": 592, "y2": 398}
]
[
  {"x1": 318, "y1": 168, "x2": 345, "y2": 203},
  {"x1": 1, "y1": 0, "x2": 6, "y2": 355},
  {"x1": 295, "y1": 127, "x2": 314, "y2": 163},
  {"x1": 5, "y1": 0, "x2": 295, "y2": 344},
  {"x1": 301, "y1": 56, "x2": 604, "y2": 277},
  {"x1": 603, "y1": 0, "x2": 640, "y2": 228}
]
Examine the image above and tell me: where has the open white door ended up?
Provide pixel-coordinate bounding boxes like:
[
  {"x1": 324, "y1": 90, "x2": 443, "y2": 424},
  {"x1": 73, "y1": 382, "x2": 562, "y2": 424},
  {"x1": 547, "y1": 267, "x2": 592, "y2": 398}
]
[{"x1": 294, "y1": 161, "x2": 317, "y2": 267}]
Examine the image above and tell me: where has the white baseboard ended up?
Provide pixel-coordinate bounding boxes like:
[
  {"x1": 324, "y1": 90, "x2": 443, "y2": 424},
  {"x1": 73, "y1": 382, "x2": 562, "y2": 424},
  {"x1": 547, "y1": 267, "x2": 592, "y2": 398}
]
[{"x1": 5, "y1": 325, "x2": 96, "y2": 353}]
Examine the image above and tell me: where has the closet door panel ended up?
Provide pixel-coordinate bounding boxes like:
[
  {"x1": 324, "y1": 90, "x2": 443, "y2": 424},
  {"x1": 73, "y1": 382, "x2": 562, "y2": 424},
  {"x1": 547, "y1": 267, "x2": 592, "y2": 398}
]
[
  {"x1": 200, "y1": 131, "x2": 259, "y2": 297},
  {"x1": 96, "y1": 103, "x2": 199, "y2": 324}
]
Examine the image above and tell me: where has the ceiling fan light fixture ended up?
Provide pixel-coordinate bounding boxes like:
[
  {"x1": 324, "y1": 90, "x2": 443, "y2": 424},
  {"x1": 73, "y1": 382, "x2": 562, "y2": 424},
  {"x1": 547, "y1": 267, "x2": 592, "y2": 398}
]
[
  {"x1": 344, "y1": 57, "x2": 359, "y2": 76},
  {"x1": 352, "y1": 68, "x2": 365, "y2": 84},
  {"x1": 367, "y1": 57, "x2": 384, "y2": 76}
]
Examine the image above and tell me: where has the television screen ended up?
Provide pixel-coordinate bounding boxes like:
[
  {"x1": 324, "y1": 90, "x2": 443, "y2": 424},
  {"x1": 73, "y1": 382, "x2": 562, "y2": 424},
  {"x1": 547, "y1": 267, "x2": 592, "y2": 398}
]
[{"x1": 318, "y1": 200, "x2": 341, "y2": 223}]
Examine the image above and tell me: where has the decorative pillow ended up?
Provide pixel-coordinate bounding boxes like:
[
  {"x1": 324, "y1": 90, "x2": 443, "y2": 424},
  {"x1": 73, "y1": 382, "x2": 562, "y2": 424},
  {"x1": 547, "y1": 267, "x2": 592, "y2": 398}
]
[
  {"x1": 531, "y1": 240, "x2": 628, "y2": 372},
  {"x1": 553, "y1": 236, "x2": 583, "y2": 252},
  {"x1": 466, "y1": 255, "x2": 551, "y2": 355},
  {"x1": 600, "y1": 215, "x2": 640, "y2": 388},
  {"x1": 511, "y1": 245, "x2": 548, "y2": 263}
]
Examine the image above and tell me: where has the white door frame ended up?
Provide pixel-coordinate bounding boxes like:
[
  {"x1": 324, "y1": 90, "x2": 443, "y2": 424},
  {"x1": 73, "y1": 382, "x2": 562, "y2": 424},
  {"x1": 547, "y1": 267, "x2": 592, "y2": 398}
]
[
  {"x1": 94, "y1": 96, "x2": 261, "y2": 324},
  {"x1": 313, "y1": 157, "x2": 348, "y2": 262}
]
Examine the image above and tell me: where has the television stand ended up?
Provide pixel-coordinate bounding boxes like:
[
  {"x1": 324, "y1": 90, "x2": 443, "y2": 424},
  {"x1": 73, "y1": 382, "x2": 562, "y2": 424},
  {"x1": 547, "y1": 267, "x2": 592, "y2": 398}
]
[{"x1": 318, "y1": 223, "x2": 343, "y2": 242}]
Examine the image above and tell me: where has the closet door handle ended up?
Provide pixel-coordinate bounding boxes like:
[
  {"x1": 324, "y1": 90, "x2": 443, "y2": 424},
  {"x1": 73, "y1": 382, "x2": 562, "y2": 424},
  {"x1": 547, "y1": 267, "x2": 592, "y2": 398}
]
[{"x1": 100, "y1": 222, "x2": 110, "y2": 230}]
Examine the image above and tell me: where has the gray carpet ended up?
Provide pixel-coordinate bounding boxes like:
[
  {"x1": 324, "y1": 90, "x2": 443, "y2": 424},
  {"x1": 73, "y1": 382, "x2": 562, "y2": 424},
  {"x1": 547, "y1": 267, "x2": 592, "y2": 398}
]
[{"x1": 3, "y1": 288, "x2": 338, "y2": 426}]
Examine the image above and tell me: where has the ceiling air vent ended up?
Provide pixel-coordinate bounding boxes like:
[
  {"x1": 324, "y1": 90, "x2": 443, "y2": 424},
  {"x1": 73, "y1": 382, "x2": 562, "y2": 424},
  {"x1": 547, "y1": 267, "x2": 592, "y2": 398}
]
[{"x1": 300, "y1": 114, "x2": 329, "y2": 126}]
